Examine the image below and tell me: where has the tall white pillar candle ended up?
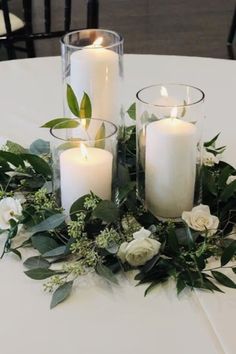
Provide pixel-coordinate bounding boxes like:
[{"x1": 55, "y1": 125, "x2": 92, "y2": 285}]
[
  {"x1": 145, "y1": 118, "x2": 197, "y2": 219},
  {"x1": 60, "y1": 146, "x2": 113, "y2": 214},
  {"x1": 70, "y1": 42, "x2": 120, "y2": 126}
]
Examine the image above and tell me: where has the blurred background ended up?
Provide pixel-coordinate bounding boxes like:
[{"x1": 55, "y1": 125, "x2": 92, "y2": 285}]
[{"x1": 0, "y1": 0, "x2": 235, "y2": 60}]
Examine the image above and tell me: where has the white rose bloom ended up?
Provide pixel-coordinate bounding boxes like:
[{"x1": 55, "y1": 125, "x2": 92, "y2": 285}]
[
  {"x1": 133, "y1": 227, "x2": 151, "y2": 240},
  {"x1": 0, "y1": 197, "x2": 23, "y2": 230},
  {"x1": 117, "y1": 242, "x2": 128, "y2": 263},
  {"x1": 203, "y1": 152, "x2": 219, "y2": 167},
  {"x1": 182, "y1": 204, "x2": 219, "y2": 237},
  {"x1": 226, "y1": 175, "x2": 236, "y2": 185},
  {"x1": 117, "y1": 227, "x2": 161, "y2": 267},
  {"x1": 125, "y1": 238, "x2": 161, "y2": 266}
]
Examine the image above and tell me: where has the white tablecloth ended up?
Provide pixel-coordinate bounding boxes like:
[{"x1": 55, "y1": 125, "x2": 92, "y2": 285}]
[{"x1": 0, "y1": 55, "x2": 236, "y2": 354}]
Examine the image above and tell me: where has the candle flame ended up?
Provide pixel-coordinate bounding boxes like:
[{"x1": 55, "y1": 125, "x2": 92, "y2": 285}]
[
  {"x1": 161, "y1": 86, "x2": 168, "y2": 97},
  {"x1": 80, "y1": 143, "x2": 88, "y2": 160},
  {"x1": 81, "y1": 118, "x2": 86, "y2": 128},
  {"x1": 171, "y1": 106, "x2": 178, "y2": 118},
  {"x1": 93, "y1": 37, "x2": 103, "y2": 47}
]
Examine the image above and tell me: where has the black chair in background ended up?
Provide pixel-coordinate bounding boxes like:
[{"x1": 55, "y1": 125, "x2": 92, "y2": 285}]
[
  {"x1": 227, "y1": 5, "x2": 236, "y2": 46},
  {"x1": 227, "y1": 5, "x2": 236, "y2": 59},
  {"x1": 0, "y1": 0, "x2": 99, "y2": 60}
]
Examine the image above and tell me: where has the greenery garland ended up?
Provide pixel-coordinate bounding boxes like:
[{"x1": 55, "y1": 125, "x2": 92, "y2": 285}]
[{"x1": 0, "y1": 87, "x2": 236, "y2": 309}]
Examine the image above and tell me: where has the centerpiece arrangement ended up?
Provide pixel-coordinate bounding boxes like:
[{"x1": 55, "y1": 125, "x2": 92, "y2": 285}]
[{"x1": 0, "y1": 29, "x2": 236, "y2": 309}]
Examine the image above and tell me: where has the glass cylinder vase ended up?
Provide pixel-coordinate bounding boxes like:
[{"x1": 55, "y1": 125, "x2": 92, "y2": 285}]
[
  {"x1": 61, "y1": 29, "x2": 124, "y2": 127},
  {"x1": 136, "y1": 84, "x2": 205, "y2": 221},
  {"x1": 50, "y1": 118, "x2": 118, "y2": 215}
]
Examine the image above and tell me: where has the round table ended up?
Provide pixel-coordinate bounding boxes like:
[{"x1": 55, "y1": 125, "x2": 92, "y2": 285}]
[{"x1": 0, "y1": 55, "x2": 236, "y2": 354}]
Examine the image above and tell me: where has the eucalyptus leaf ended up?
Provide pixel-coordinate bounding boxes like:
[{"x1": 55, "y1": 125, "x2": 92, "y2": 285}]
[
  {"x1": 25, "y1": 268, "x2": 56, "y2": 280},
  {"x1": 43, "y1": 245, "x2": 67, "y2": 258},
  {"x1": 211, "y1": 270, "x2": 236, "y2": 288},
  {"x1": 23, "y1": 256, "x2": 50, "y2": 269},
  {"x1": 31, "y1": 214, "x2": 65, "y2": 233},
  {"x1": 94, "y1": 123, "x2": 106, "y2": 149},
  {"x1": 127, "y1": 103, "x2": 136, "y2": 120},
  {"x1": 50, "y1": 281, "x2": 73, "y2": 309},
  {"x1": 92, "y1": 200, "x2": 119, "y2": 223},
  {"x1": 29, "y1": 139, "x2": 50, "y2": 155},
  {"x1": 31, "y1": 234, "x2": 60, "y2": 254},
  {"x1": 221, "y1": 240, "x2": 236, "y2": 266},
  {"x1": 95, "y1": 263, "x2": 118, "y2": 284},
  {"x1": 70, "y1": 194, "x2": 90, "y2": 220},
  {"x1": 67, "y1": 84, "x2": 80, "y2": 117}
]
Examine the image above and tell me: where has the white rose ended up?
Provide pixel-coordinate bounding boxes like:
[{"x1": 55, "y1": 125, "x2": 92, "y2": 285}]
[
  {"x1": 226, "y1": 175, "x2": 236, "y2": 185},
  {"x1": 117, "y1": 242, "x2": 128, "y2": 263},
  {"x1": 182, "y1": 204, "x2": 219, "y2": 237},
  {"x1": 0, "y1": 197, "x2": 23, "y2": 230},
  {"x1": 203, "y1": 152, "x2": 219, "y2": 167},
  {"x1": 117, "y1": 227, "x2": 161, "y2": 267},
  {"x1": 125, "y1": 238, "x2": 161, "y2": 266}
]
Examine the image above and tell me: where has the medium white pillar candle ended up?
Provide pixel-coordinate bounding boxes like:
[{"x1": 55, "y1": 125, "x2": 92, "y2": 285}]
[
  {"x1": 60, "y1": 146, "x2": 113, "y2": 214},
  {"x1": 70, "y1": 40, "x2": 120, "y2": 126},
  {"x1": 145, "y1": 118, "x2": 197, "y2": 219}
]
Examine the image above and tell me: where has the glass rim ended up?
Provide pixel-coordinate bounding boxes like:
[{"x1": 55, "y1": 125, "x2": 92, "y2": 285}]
[
  {"x1": 50, "y1": 118, "x2": 118, "y2": 143},
  {"x1": 61, "y1": 29, "x2": 124, "y2": 50},
  {"x1": 136, "y1": 83, "x2": 205, "y2": 108}
]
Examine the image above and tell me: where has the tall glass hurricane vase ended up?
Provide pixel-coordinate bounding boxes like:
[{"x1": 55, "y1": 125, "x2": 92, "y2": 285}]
[
  {"x1": 61, "y1": 29, "x2": 124, "y2": 127},
  {"x1": 136, "y1": 84, "x2": 205, "y2": 221},
  {"x1": 50, "y1": 118, "x2": 118, "y2": 215}
]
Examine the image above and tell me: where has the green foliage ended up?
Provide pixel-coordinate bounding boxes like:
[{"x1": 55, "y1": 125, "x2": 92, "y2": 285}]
[
  {"x1": 95, "y1": 263, "x2": 118, "y2": 284},
  {"x1": 92, "y1": 200, "x2": 119, "y2": 223},
  {"x1": 30, "y1": 214, "x2": 65, "y2": 233},
  {"x1": 25, "y1": 268, "x2": 57, "y2": 280},
  {"x1": 50, "y1": 281, "x2": 73, "y2": 309},
  {"x1": 23, "y1": 256, "x2": 50, "y2": 269},
  {"x1": 41, "y1": 118, "x2": 79, "y2": 129},
  {"x1": 1, "y1": 111, "x2": 236, "y2": 309},
  {"x1": 31, "y1": 234, "x2": 60, "y2": 254},
  {"x1": 127, "y1": 103, "x2": 136, "y2": 120},
  {"x1": 94, "y1": 122, "x2": 106, "y2": 149},
  {"x1": 80, "y1": 92, "x2": 92, "y2": 122},
  {"x1": 67, "y1": 84, "x2": 80, "y2": 117},
  {"x1": 29, "y1": 139, "x2": 50, "y2": 155}
]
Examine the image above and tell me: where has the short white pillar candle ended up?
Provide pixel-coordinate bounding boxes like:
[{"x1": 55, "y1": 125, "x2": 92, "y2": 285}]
[{"x1": 60, "y1": 145, "x2": 113, "y2": 214}]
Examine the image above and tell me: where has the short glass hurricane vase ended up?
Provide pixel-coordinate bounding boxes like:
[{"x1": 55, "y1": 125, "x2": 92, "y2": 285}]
[
  {"x1": 61, "y1": 29, "x2": 124, "y2": 128},
  {"x1": 136, "y1": 84, "x2": 205, "y2": 221},
  {"x1": 50, "y1": 118, "x2": 118, "y2": 215}
]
